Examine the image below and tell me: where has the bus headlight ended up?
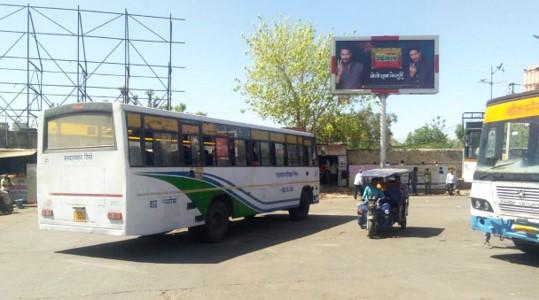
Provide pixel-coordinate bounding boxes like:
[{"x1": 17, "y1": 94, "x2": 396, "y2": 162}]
[
  {"x1": 471, "y1": 198, "x2": 493, "y2": 212},
  {"x1": 482, "y1": 201, "x2": 492, "y2": 212}
]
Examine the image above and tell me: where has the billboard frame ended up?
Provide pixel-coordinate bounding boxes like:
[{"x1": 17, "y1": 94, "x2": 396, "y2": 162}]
[{"x1": 331, "y1": 35, "x2": 439, "y2": 95}]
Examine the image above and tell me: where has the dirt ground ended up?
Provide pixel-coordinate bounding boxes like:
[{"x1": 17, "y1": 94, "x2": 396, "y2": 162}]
[{"x1": 0, "y1": 194, "x2": 538, "y2": 300}]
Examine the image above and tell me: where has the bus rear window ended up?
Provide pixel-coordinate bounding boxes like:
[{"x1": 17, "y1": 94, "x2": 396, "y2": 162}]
[{"x1": 46, "y1": 113, "x2": 115, "y2": 150}]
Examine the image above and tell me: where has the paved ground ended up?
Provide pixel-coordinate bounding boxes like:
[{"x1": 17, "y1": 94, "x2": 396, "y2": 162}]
[{"x1": 1, "y1": 194, "x2": 538, "y2": 300}]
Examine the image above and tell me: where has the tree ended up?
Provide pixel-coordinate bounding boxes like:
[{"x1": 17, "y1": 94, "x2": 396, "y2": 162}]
[
  {"x1": 173, "y1": 103, "x2": 187, "y2": 112},
  {"x1": 236, "y1": 17, "x2": 362, "y2": 134},
  {"x1": 146, "y1": 89, "x2": 156, "y2": 108},
  {"x1": 405, "y1": 116, "x2": 450, "y2": 148},
  {"x1": 316, "y1": 102, "x2": 397, "y2": 150}
]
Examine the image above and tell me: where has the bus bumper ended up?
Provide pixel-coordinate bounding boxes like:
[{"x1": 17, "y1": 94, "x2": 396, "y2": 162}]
[{"x1": 471, "y1": 216, "x2": 539, "y2": 244}]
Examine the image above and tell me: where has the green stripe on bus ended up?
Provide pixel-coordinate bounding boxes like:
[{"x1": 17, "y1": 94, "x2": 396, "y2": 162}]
[{"x1": 144, "y1": 174, "x2": 257, "y2": 218}]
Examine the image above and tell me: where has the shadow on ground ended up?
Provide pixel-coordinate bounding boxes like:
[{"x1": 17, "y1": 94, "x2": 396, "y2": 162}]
[
  {"x1": 491, "y1": 253, "x2": 539, "y2": 268},
  {"x1": 373, "y1": 226, "x2": 445, "y2": 239},
  {"x1": 57, "y1": 214, "x2": 355, "y2": 264}
]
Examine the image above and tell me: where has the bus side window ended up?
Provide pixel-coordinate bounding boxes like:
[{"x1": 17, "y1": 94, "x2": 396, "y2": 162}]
[
  {"x1": 126, "y1": 113, "x2": 144, "y2": 167},
  {"x1": 247, "y1": 141, "x2": 260, "y2": 166},
  {"x1": 216, "y1": 137, "x2": 231, "y2": 166},
  {"x1": 203, "y1": 136, "x2": 216, "y2": 166},
  {"x1": 234, "y1": 139, "x2": 247, "y2": 166},
  {"x1": 127, "y1": 128, "x2": 143, "y2": 166},
  {"x1": 182, "y1": 124, "x2": 201, "y2": 166},
  {"x1": 144, "y1": 131, "x2": 155, "y2": 166},
  {"x1": 274, "y1": 143, "x2": 285, "y2": 166},
  {"x1": 260, "y1": 141, "x2": 271, "y2": 166},
  {"x1": 153, "y1": 132, "x2": 179, "y2": 166}
]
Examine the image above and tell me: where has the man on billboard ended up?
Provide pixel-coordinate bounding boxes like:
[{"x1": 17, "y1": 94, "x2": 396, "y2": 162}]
[
  {"x1": 336, "y1": 48, "x2": 364, "y2": 89},
  {"x1": 406, "y1": 46, "x2": 434, "y2": 88}
]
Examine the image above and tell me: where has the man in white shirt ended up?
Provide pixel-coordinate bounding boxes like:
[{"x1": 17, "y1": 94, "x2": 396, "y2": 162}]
[
  {"x1": 353, "y1": 169, "x2": 363, "y2": 199},
  {"x1": 445, "y1": 170, "x2": 456, "y2": 195}
]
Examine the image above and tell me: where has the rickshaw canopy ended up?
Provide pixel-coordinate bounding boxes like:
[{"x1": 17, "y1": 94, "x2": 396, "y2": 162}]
[{"x1": 362, "y1": 168, "x2": 409, "y2": 179}]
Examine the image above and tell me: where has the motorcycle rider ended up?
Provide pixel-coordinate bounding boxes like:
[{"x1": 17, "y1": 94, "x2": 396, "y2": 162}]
[{"x1": 357, "y1": 178, "x2": 384, "y2": 229}]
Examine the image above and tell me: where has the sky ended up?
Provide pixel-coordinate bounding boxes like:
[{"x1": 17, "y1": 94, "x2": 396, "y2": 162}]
[{"x1": 1, "y1": 0, "x2": 539, "y2": 141}]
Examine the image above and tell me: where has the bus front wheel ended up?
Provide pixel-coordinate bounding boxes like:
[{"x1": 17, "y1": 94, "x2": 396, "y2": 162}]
[{"x1": 513, "y1": 239, "x2": 539, "y2": 256}]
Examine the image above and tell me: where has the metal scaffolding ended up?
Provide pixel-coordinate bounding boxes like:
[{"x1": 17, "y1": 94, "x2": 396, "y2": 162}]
[{"x1": 0, "y1": 3, "x2": 185, "y2": 128}]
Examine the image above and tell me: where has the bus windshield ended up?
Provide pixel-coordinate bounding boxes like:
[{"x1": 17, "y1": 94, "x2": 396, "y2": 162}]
[
  {"x1": 46, "y1": 113, "x2": 115, "y2": 150},
  {"x1": 477, "y1": 117, "x2": 539, "y2": 173}
]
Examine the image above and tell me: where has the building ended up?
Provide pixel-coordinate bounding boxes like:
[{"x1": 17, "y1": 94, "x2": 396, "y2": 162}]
[{"x1": 524, "y1": 64, "x2": 539, "y2": 91}]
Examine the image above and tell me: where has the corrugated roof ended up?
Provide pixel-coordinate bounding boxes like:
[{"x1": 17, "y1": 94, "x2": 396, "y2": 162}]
[{"x1": 0, "y1": 149, "x2": 37, "y2": 159}]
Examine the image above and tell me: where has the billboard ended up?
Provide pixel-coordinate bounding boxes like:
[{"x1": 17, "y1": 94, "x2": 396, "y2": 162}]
[{"x1": 331, "y1": 35, "x2": 439, "y2": 95}]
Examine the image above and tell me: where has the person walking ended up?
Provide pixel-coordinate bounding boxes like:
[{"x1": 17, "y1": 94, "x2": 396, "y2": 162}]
[
  {"x1": 353, "y1": 169, "x2": 363, "y2": 199},
  {"x1": 411, "y1": 167, "x2": 418, "y2": 195},
  {"x1": 445, "y1": 170, "x2": 456, "y2": 195},
  {"x1": 423, "y1": 168, "x2": 432, "y2": 195}
]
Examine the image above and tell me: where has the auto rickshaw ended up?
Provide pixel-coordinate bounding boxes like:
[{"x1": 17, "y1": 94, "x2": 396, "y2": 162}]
[{"x1": 358, "y1": 168, "x2": 410, "y2": 238}]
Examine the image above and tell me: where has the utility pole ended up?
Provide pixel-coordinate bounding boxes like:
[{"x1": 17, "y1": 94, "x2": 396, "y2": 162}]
[
  {"x1": 378, "y1": 94, "x2": 388, "y2": 168},
  {"x1": 508, "y1": 82, "x2": 520, "y2": 94},
  {"x1": 479, "y1": 63, "x2": 504, "y2": 100}
]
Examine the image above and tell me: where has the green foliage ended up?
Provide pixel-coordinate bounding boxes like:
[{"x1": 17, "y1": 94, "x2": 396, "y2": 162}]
[
  {"x1": 405, "y1": 116, "x2": 450, "y2": 148},
  {"x1": 236, "y1": 17, "x2": 395, "y2": 148},
  {"x1": 173, "y1": 103, "x2": 187, "y2": 112},
  {"x1": 316, "y1": 102, "x2": 397, "y2": 150},
  {"x1": 236, "y1": 17, "x2": 350, "y2": 133}
]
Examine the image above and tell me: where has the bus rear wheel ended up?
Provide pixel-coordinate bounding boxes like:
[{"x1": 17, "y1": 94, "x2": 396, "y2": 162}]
[
  {"x1": 189, "y1": 199, "x2": 230, "y2": 243},
  {"x1": 513, "y1": 239, "x2": 539, "y2": 256},
  {"x1": 289, "y1": 189, "x2": 311, "y2": 221}
]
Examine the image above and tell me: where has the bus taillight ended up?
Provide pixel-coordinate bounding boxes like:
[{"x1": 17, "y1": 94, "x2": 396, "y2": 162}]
[
  {"x1": 41, "y1": 209, "x2": 54, "y2": 218},
  {"x1": 107, "y1": 212, "x2": 123, "y2": 221}
]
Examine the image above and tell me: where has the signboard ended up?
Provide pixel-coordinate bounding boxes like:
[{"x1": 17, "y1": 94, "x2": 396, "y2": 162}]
[{"x1": 331, "y1": 35, "x2": 439, "y2": 95}]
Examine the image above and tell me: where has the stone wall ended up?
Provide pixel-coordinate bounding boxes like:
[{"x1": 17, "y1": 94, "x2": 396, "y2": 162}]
[
  {"x1": 0, "y1": 129, "x2": 37, "y2": 148},
  {"x1": 347, "y1": 148, "x2": 464, "y2": 179}
]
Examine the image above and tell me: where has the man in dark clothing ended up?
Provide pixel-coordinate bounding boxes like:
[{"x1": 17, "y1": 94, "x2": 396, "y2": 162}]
[
  {"x1": 336, "y1": 48, "x2": 364, "y2": 89},
  {"x1": 406, "y1": 47, "x2": 434, "y2": 88}
]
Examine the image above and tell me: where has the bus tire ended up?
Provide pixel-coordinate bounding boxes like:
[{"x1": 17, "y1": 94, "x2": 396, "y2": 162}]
[
  {"x1": 192, "y1": 199, "x2": 230, "y2": 243},
  {"x1": 513, "y1": 239, "x2": 539, "y2": 256},
  {"x1": 289, "y1": 189, "x2": 311, "y2": 221}
]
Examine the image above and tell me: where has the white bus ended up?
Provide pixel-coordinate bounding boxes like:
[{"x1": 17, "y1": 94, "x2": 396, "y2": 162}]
[
  {"x1": 471, "y1": 91, "x2": 539, "y2": 253},
  {"x1": 37, "y1": 102, "x2": 319, "y2": 242},
  {"x1": 461, "y1": 112, "x2": 484, "y2": 183}
]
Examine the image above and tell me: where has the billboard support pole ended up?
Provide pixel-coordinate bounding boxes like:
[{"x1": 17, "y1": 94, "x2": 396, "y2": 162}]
[{"x1": 379, "y1": 94, "x2": 388, "y2": 168}]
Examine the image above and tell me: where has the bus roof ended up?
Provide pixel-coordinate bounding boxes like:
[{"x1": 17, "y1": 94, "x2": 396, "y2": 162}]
[
  {"x1": 487, "y1": 90, "x2": 539, "y2": 106},
  {"x1": 44, "y1": 102, "x2": 314, "y2": 138},
  {"x1": 119, "y1": 103, "x2": 314, "y2": 137}
]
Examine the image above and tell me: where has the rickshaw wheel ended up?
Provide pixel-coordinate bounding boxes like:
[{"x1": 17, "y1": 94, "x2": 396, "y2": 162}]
[
  {"x1": 367, "y1": 219, "x2": 376, "y2": 238},
  {"x1": 400, "y1": 216, "x2": 407, "y2": 230}
]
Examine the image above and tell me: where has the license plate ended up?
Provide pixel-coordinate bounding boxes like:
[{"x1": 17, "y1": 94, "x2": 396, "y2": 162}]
[{"x1": 73, "y1": 209, "x2": 87, "y2": 222}]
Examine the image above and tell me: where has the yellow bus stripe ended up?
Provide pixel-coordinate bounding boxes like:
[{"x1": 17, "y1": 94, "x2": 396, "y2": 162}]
[{"x1": 485, "y1": 96, "x2": 539, "y2": 123}]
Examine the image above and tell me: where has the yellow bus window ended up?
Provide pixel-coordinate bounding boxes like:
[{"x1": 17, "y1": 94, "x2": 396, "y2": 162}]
[
  {"x1": 127, "y1": 113, "x2": 141, "y2": 128},
  {"x1": 182, "y1": 124, "x2": 199, "y2": 135},
  {"x1": 286, "y1": 135, "x2": 297, "y2": 144},
  {"x1": 251, "y1": 129, "x2": 269, "y2": 140},
  {"x1": 202, "y1": 123, "x2": 217, "y2": 135},
  {"x1": 271, "y1": 132, "x2": 286, "y2": 143},
  {"x1": 144, "y1": 115, "x2": 178, "y2": 132}
]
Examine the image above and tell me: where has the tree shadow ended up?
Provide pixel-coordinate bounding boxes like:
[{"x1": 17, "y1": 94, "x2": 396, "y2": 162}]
[
  {"x1": 57, "y1": 214, "x2": 355, "y2": 264},
  {"x1": 374, "y1": 226, "x2": 445, "y2": 239},
  {"x1": 491, "y1": 253, "x2": 539, "y2": 268}
]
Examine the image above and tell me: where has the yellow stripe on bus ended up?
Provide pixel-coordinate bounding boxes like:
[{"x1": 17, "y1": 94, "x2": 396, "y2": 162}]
[{"x1": 485, "y1": 96, "x2": 539, "y2": 123}]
